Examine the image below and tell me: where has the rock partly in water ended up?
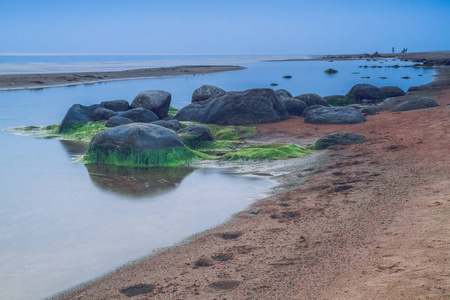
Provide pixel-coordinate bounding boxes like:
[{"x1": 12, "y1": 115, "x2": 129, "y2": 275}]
[
  {"x1": 59, "y1": 104, "x2": 100, "y2": 133},
  {"x1": 304, "y1": 107, "x2": 367, "y2": 124},
  {"x1": 275, "y1": 89, "x2": 293, "y2": 98},
  {"x1": 131, "y1": 90, "x2": 171, "y2": 119},
  {"x1": 391, "y1": 97, "x2": 439, "y2": 112},
  {"x1": 106, "y1": 116, "x2": 134, "y2": 127},
  {"x1": 119, "y1": 108, "x2": 159, "y2": 123},
  {"x1": 151, "y1": 119, "x2": 181, "y2": 131},
  {"x1": 100, "y1": 100, "x2": 130, "y2": 112},
  {"x1": 294, "y1": 93, "x2": 331, "y2": 107},
  {"x1": 93, "y1": 107, "x2": 118, "y2": 121},
  {"x1": 379, "y1": 86, "x2": 406, "y2": 98},
  {"x1": 346, "y1": 84, "x2": 386, "y2": 103},
  {"x1": 192, "y1": 85, "x2": 225, "y2": 103},
  {"x1": 311, "y1": 132, "x2": 367, "y2": 149},
  {"x1": 83, "y1": 123, "x2": 198, "y2": 167},
  {"x1": 279, "y1": 97, "x2": 308, "y2": 116},
  {"x1": 175, "y1": 88, "x2": 289, "y2": 125}
]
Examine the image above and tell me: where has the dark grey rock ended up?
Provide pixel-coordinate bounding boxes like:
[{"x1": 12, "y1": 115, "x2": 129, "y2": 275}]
[
  {"x1": 151, "y1": 119, "x2": 181, "y2": 131},
  {"x1": 106, "y1": 116, "x2": 134, "y2": 127},
  {"x1": 279, "y1": 97, "x2": 307, "y2": 116},
  {"x1": 300, "y1": 105, "x2": 325, "y2": 117},
  {"x1": 391, "y1": 97, "x2": 439, "y2": 112},
  {"x1": 90, "y1": 123, "x2": 185, "y2": 151},
  {"x1": 100, "y1": 100, "x2": 130, "y2": 112},
  {"x1": 304, "y1": 107, "x2": 367, "y2": 124},
  {"x1": 119, "y1": 108, "x2": 159, "y2": 123},
  {"x1": 175, "y1": 88, "x2": 289, "y2": 125},
  {"x1": 346, "y1": 84, "x2": 386, "y2": 103},
  {"x1": 59, "y1": 104, "x2": 100, "y2": 133},
  {"x1": 93, "y1": 107, "x2": 118, "y2": 121},
  {"x1": 192, "y1": 85, "x2": 225, "y2": 103},
  {"x1": 294, "y1": 93, "x2": 331, "y2": 107},
  {"x1": 379, "y1": 86, "x2": 406, "y2": 97},
  {"x1": 314, "y1": 132, "x2": 366, "y2": 149},
  {"x1": 131, "y1": 90, "x2": 171, "y2": 119},
  {"x1": 275, "y1": 89, "x2": 293, "y2": 98},
  {"x1": 178, "y1": 125, "x2": 214, "y2": 141}
]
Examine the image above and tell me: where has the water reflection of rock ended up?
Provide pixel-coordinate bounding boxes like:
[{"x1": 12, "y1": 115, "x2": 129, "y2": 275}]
[
  {"x1": 85, "y1": 164, "x2": 196, "y2": 197},
  {"x1": 59, "y1": 140, "x2": 89, "y2": 157}
]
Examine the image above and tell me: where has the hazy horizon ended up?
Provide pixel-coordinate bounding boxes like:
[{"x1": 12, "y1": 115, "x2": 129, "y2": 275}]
[{"x1": 1, "y1": 0, "x2": 449, "y2": 55}]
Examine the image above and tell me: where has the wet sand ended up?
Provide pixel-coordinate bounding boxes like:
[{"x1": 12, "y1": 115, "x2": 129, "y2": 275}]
[
  {"x1": 49, "y1": 51, "x2": 450, "y2": 299},
  {"x1": 0, "y1": 65, "x2": 245, "y2": 91}
]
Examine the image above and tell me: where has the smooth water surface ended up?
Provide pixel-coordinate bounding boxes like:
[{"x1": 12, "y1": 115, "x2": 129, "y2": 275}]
[{"x1": 0, "y1": 58, "x2": 435, "y2": 299}]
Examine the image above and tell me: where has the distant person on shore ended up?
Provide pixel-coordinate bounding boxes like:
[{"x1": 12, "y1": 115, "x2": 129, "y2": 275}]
[{"x1": 392, "y1": 47, "x2": 395, "y2": 53}]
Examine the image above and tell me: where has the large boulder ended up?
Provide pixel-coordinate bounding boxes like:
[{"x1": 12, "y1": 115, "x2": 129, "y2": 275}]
[
  {"x1": 300, "y1": 105, "x2": 325, "y2": 117},
  {"x1": 178, "y1": 125, "x2": 214, "y2": 141},
  {"x1": 105, "y1": 116, "x2": 134, "y2": 127},
  {"x1": 304, "y1": 107, "x2": 367, "y2": 124},
  {"x1": 119, "y1": 108, "x2": 159, "y2": 123},
  {"x1": 59, "y1": 104, "x2": 100, "y2": 133},
  {"x1": 379, "y1": 86, "x2": 406, "y2": 98},
  {"x1": 275, "y1": 89, "x2": 293, "y2": 98},
  {"x1": 346, "y1": 84, "x2": 386, "y2": 103},
  {"x1": 391, "y1": 97, "x2": 439, "y2": 112},
  {"x1": 93, "y1": 107, "x2": 118, "y2": 121},
  {"x1": 100, "y1": 100, "x2": 130, "y2": 112},
  {"x1": 131, "y1": 90, "x2": 171, "y2": 119},
  {"x1": 175, "y1": 88, "x2": 289, "y2": 125},
  {"x1": 192, "y1": 85, "x2": 225, "y2": 103},
  {"x1": 83, "y1": 123, "x2": 195, "y2": 167},
  {"x1": 294, "y1": 93, "x2": 331, "y2": 107},
  {"x1": 279, "y1": 97, "x2": 308, "y2": 116},
  {"x1": 151, "y1": 119, "x2": 181, "y2": 131},
  {"x1": 312, "y1": 132, "x2": 367, "y2": 149}
]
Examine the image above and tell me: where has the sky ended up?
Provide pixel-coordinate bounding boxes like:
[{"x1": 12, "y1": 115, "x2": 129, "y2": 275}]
[{"x1": 0, "y1": 0, "x2": 449, "y2": 55}]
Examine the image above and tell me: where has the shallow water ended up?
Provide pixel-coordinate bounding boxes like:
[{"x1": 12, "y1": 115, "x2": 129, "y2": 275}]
[{"x1": 0, "y1": 58, "x2": 435, "y2": 299}]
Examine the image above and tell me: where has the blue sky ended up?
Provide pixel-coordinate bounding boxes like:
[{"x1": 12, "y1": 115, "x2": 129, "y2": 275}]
[{"x1": 0, "y1": 0, "x2": 449, "y2": 54}]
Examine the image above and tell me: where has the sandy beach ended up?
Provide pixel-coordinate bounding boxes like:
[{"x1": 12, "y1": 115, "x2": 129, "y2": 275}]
[
  {"x1": 41, "y1": 52, "x2": 450, "y2": 300},
  {"x1": 0, "y1": 65, "x2": 245, "y2": 91}
]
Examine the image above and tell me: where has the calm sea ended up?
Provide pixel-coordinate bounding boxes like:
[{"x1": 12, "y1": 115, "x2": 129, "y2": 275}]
[{"x1": 0, "y1": 55, "x2": 436, "y2": 300}]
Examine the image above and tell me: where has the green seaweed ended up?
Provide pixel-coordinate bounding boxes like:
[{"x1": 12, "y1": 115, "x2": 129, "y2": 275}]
[
  {"x1": 168, "y1": 106, "x2": 179, "y2": 117},
  {"x1": 325, "y1": 97, "x2": 352, "y2": 107},
  {"x1": 83, "y1": 144, "x2": 204, "y2": 167},
  {"x1": 205, "y1": 124, "x2": 257, "y2": 140},
  {"x1": 309, "y1": 141, "x2": 338, "y2": 150},
  {"x1": 57, "y1": 121, "x2": 107, "y2": 140},
  {"x1": 220, "y1": 144, "x2": 311, "y2": 161},
  {"x1": 324, "y1": 68, "x2": 338, "y2": 74}
]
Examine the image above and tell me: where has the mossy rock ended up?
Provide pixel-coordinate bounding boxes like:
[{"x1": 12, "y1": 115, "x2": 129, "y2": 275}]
[
  {"x1": 324, "y1": 68, "x2": 338, "y2": 74},
  {"x1": 220, "y1": 144, "x2": 311, "y2": 161},
  {"x1": 310, "y1": 132, "x2": 366, "y2": 150},
  {"x1": 205, "y1": 124, "x2": 257, "y2": 140}
]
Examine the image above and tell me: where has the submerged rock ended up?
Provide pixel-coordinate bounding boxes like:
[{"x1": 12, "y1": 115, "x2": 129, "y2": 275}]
[
  {"x1": 304, "y1": 107, "x2": 367, "y2": 124},
  {"x1": 59, "y1": 104, "x2": 100, "y2": 133},
  {"x1": 192, "y1": 85, "x2": 225, "y2": 103},
  {"x1": 346, "y1": 84, "x2": 386, "y2": 103},
  {"x1": 131, "y1": 90, "x2": 171, "y2": 119},
  {"x1": 312, "y1": 132, "x2": 367, "y2": 149},
  {"x1": 391, "y1": 97, "x2": 438, "y2": 112},
  {"x1": 175, "y1": 88, "x2": 289, "y2": 125}
]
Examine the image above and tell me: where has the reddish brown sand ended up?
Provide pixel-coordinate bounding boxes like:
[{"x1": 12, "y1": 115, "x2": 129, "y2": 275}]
[{"x1": 56, "y1": 67, "x2": 450, "y2": 299}]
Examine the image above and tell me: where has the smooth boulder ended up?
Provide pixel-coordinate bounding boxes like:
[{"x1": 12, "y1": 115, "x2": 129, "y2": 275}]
[
  {"x1": 346, "y1": 84, "x2": 386, "y2": 103},
  {"x1": 192, "y1": 85, "x2": 225, "y2": 103},
  {"x1": 294, "y1": 93, "x2": 331, "y2": 107},
  {"x1": 106, "y1": 116, "x2": 134, "y2": 127},
  {"x1": 131, "y1": 90, "x2": 171, "y2": 119},
  {"x1": 379, "y1": 86, "x2": 406, "y2": 98},
  {"x1": 304, "y1": 107, "x2": 367, "y2": 124},
  {"x1": 151, "y1": 119, "x2": 181, "y2": 131},
  {"x1": 175, "y1": 88, "x2": 289, "y2": 125},
  {"x1": 313, "y1": 132, "x2": 367, "y2": 149},
  {"x1": 178, "y1": 125, "x2": 214, "y2": 141},
  {"x1": 93, "y1": 107, "x2": 118, "y2": 121},
  {"x1": 119, "y1": 108, "x2": 159, "y2": 123},
  {"x1": 279, "y1": 97, "x2": 307, "y2": 116},
  {"x1": 391, "y1": 97, "x2": 438, "y2": 112},
  {"x1": 59, "y1": 104, "x2": 100, "y2": 133},
  {"x1": 275, "y1": 89, "x2": 293, "y2": 98},
  {"x1": 100, "y1": 100, "x2": 130, "y2": 112}
]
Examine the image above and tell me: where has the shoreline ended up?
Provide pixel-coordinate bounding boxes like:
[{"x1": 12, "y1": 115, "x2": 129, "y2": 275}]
[
  {"x1": 53, "y1": 52, "x2": 450, "y2": 299},
  {"x1": 0, "y1": 65, "x2": 246, "y2": 91}
]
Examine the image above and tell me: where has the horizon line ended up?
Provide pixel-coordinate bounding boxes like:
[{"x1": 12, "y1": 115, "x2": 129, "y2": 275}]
[{"x1": 0, "y1": 52, "x2": 316, "y2": 56}]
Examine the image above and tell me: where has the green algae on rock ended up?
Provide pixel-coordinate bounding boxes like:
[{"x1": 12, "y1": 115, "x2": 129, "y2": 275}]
[{"x1": 220, "y1": 144, "x2": 312, "y2": 161}]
